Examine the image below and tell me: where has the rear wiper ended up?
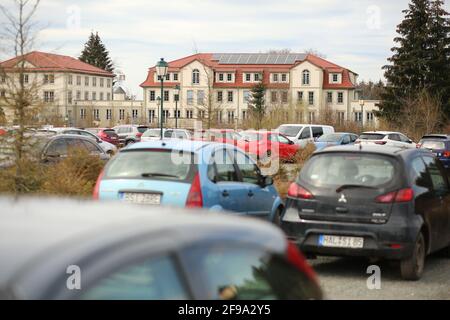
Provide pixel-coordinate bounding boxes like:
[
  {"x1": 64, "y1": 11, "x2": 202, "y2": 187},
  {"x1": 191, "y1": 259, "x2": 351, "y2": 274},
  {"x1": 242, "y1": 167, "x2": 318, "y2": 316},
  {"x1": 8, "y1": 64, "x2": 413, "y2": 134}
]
[
  {"x1": 336, "y1": 184, "x2": 377, "y2": 193},
  {"x1": 141, "y1": 172, "x2": 178, "y2": 178}
]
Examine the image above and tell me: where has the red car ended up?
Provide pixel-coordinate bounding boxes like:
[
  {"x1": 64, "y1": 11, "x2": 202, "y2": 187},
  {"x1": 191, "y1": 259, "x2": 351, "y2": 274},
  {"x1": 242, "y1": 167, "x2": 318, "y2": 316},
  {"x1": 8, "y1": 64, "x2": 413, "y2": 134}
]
[
  {"x1": 239, "y1": 130, "x2": 300, "y2": 161},
  {"x1": 86, "y1": 128, "x2": 120, "y2": 146}
]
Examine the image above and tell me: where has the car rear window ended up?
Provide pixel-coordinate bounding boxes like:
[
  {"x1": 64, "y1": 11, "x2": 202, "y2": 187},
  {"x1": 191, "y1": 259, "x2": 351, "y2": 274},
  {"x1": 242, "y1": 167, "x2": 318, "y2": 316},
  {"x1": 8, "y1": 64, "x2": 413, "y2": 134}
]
[
  {"x1": 359, "y1": 133, "x2": 386, "y2": 140},
  {"x1": 278, "y1": 126, "x2": 303, "y2": 137},
  {"x1": 420, "y1": 140, "x2": 446, "y2": 150},
  {"x1": 137, "y1": 127, "x2": 148, "y2": 133},
  {"x1": 142, "y1": 129, "x2": 160, "y2": 138},
  {"x1": 104, "y1": 150, "x2": 196, "y2": 182},
  {"x1": 300, "y1": 153, "x2": 397, "y2": 188},
  {"x1": 317, "y1": 134, "x2": 342, "y2": 142},
  {"x1": 103, "y1": 129, "x2": 118, "y2": 137}
]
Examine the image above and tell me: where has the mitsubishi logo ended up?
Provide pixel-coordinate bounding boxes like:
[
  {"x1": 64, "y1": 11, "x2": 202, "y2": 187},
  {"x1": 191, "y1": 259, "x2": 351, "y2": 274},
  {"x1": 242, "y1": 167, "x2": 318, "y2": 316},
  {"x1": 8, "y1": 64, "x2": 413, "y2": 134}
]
[{"x1": 338, "y1": 194, "x2": 347, "y2": 203}]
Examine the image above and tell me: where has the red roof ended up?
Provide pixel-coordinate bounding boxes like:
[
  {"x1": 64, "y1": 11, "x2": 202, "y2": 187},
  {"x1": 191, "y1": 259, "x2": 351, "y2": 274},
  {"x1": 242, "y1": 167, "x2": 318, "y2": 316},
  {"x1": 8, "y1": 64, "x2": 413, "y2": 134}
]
[
  {"x1": 0, "y1": 51, "x2": 114, "y2": 77},
  {"x1": 140, "y1": 53, "x2": 356, "y2": 89}
]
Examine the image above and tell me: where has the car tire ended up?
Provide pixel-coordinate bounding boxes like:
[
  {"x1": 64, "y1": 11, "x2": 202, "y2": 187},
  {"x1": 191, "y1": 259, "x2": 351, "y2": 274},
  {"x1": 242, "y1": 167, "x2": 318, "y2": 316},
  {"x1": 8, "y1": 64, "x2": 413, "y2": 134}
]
[
  {"x1": 400, "y1": 232, "x2": 426, "y2": 281},
  {"x1": 273, "y1": 207, "x2": 283, "y2": 226}
]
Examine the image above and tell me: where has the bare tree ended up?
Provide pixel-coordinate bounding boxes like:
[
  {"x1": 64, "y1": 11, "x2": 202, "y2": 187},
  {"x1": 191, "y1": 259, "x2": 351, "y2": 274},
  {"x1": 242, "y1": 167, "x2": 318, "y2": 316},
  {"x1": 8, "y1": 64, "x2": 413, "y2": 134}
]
[{"x1": 304, "y1": 48, "x2": 327, "y2": 59}]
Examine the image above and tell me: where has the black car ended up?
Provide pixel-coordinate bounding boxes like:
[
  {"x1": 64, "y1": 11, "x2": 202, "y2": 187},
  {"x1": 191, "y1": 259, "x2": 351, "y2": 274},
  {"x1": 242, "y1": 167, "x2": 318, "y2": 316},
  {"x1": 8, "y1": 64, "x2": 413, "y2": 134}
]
[
  {"x1": 281, "y1": 145, "x2": 450, "y2": 280},
  {"x1": 0, "y1": 198, "x2": 322, "y2": 300}
]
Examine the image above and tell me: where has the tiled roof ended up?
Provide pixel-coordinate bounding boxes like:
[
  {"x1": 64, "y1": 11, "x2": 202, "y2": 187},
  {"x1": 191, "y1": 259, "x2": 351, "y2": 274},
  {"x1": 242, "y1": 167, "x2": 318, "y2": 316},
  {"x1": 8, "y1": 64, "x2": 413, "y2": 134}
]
[
  {"x1": 0, "y1": 51, "x2": 114, "y2": 77},
  {"x1": 140, "y1": 53, "x2": 356, "y2": 89}
]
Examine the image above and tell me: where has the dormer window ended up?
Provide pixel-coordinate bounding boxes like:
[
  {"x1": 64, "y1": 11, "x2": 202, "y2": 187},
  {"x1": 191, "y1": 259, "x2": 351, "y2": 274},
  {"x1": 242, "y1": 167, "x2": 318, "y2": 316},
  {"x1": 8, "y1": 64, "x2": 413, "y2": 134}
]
[
  {"x1": 330, "y1": 73, "x2": 342, "y2": 84},
  {"x1": 302, "y1": 70, "x2": 310, "y2": 85},
  {"x1": 192, "y1": 69, "x2": 200, "y2": 84}
]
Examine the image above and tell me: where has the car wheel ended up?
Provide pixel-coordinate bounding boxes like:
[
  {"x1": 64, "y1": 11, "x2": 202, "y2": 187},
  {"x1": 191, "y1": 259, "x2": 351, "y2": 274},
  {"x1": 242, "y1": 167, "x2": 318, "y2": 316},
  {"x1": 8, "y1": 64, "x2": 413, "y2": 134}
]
[
  {"x1": 400, "y1": 232, "x2": 426, "y2": 280},
  {"x1": 273, "y1": 207, "x2": 283, "y2": 226}
]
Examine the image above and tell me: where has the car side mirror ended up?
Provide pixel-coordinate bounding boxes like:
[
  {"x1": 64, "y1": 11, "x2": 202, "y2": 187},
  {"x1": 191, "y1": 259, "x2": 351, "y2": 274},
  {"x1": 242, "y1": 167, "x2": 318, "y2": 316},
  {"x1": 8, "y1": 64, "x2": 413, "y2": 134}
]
[
  {"x1": 260, "y1": 175, "x2": 273, "y2": 187},
  {"x1": 289, "y1": 140, "x2": 294, "y2": 145}
]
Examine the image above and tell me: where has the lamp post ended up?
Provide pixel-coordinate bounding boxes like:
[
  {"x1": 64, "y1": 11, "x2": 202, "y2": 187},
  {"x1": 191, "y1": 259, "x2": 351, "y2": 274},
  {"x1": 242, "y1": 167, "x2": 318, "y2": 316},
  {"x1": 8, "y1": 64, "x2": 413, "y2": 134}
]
[
  {"x1": 359, "y1": 99, "x2": 365, "y2": 131},
  {"x1": 175, "y1": 84, "x2": 180, "y2": 129},
  {"x1": 155, "y1": 58, "x2": 169, "y2": 139}
]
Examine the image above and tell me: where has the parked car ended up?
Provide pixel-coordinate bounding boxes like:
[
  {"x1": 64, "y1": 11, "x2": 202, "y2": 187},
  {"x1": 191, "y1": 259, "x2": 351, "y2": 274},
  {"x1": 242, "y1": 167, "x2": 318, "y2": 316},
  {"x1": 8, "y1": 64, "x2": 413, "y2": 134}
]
[
  {"x1": 141, "y1": 128, "x2": 191, "y2": 142},
  {"x1": 240, "y1": 130, "x2": 299, "y2": 162},
  {"x1": 356, "y1": 131, "x2": 417, "y2": 149},
  {"x1": 112, "y1": 125, "x2": 149, "y2": 146},
  {"x1": 277, "y1": 124, "x2": 335, "y2": 147},
  {"x1": 0, "y1": 198, "x2": 322, "y2": 300},
  {"x1": 281, "y1": 145, "x2": 450, "y2": 280},
  {"x1": 193, "y1": 129, "x2": 242, "y2": 144},
  {"x1": 39, "y1": 127, "x2": 117, "y2": 155},
  {"x1": 94, "y1": 140, "x2": 284, "y2": 222},
  {"x1": 418, "y1": 134, "x2": 450, "y2": 171},
  {"x1": 85, "y1": 128, "x2": 120, "y2": 147},
  {"x1": 314, "y1": 133, "x2": 359, "y2": 151}
]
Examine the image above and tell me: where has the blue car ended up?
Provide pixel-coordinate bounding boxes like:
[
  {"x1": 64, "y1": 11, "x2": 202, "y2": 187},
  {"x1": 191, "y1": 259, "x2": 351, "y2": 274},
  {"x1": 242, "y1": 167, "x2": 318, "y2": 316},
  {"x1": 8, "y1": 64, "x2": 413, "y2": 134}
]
[
  {"x1": 314, "y1": 132, "x2": 358, "y2": 151},
  {"x1": 419, "y1": 134, "x2": 450, "y2": 170},
  {"x1": 94, "y1": 140, "x2": 284, "y2": 222}
]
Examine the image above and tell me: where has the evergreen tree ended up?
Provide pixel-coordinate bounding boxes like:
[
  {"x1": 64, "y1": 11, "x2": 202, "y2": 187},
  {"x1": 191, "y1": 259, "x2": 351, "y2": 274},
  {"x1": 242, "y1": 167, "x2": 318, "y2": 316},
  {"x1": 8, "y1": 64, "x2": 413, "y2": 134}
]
[
  {"x1": 379, "y1": 0, "x2": 450, "y2": 124},
  {"x1": 248, "y1": 81, "x2": 266, "y2": 130},
  {"x1": 79, "y1": 32, "x2": 114, "y2": 73}
]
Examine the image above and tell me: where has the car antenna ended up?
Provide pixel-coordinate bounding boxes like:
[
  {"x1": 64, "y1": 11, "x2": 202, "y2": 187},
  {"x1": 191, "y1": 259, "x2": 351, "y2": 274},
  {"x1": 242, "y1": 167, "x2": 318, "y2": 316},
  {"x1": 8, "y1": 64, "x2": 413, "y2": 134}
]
[{"x1": 359, "y1": 142, "x2": 362, "y2": 151}]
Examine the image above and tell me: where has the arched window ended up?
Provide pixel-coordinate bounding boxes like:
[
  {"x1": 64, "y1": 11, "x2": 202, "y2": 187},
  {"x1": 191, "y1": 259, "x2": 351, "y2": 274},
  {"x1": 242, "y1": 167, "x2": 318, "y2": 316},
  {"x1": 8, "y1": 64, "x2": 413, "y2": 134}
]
[
  {"x1": 192, "y1": 69, "x2": 200, "y2": 84},
  {"x1": 302, "y1": 70, "x2": 310, "y2": 85}
]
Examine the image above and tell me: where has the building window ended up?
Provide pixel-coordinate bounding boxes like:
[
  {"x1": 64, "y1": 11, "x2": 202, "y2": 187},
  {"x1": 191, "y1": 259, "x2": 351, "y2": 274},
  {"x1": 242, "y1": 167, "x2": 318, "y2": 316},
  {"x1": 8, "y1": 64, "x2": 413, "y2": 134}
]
[
  {"x1": 327, "y1": 92, "x2": 333, "y2": 103},
  {"x1": 217, "y1": 91, "x2": 223, "y2": 102},
  {"x1": 271, "y1": 91, "x2": 278, "y2": 103},
  {"x1": 187, "y1": 90, "x2": 194, "y2": 105},
  {"x1": 107, "y1": 79, "x2": 111, "y2": 88},
  {"x1": 149, "y1": 90, "x2": 155, "y2": 101},
  {"x1": 198, "y1": 110, "x2": 205, "y2": 119},
  {"x1": 100, "y1": 78, "x2": 104, "y2": 87},
  {"x1": 227, "y1": 73, "x2": 232, "y2": 82},
  {"x1": 227, "y1": 111, "x2": 235, "y2": 124},
  {"x1": 254, "y1": 73, "x2": 260, "y2": 82},
  {"x1": 76, "y1": 91, "x2": 81, "y2": 100},
  {"x1": 227, "y1": 91, "x2": 233, "y2": 102},
  {"x1": 367, "y1": 112, "x2": 374, "y2": 123},
  {"x1": 173, "y1": 73, "x2": 178, "y2": 81},
  {"x1": 245, "y1": 73, "x2": 251, "y2": 82},
  {"x1": 338, "y1": 112, "x2": 345, "y2": 124},
  {"x1": 100, "y1": 92, "x2": 104, "y2": 101},
  {"x1": 164, "y1": 90, "x2": 169, "y2": 102},
  {"x1": 44, "y1": 91, "x2": 54, "y2": 102},
  {"x1": 106, "y1": 109, "x2": 112, "y2": 120},
  {"x1": 93, "y1": 109, "x2": 100, "y2": 120},
  {"x1": 281, "y1": 91, "x2": 288, "y2": 103},
  {"x1": 243, "y1": 90, "x2": 250, "y2": 103},
  {"x1": 296, "y1": 111, "x2": 304, "y2": 122},
  {"x1": 68, "y1": 75, "x2": 73, "y2": 85},
  {"x1": 332, "y1": 74, "x2": 339, "y2": 82},
  {"x1": 281, "y1": 73, "x2": 287, "y2": 82},
  {"x1": 132, "y1": 109, "x2": 139, "y2": 119},
  {"x1": 337, "y1": 92, "x2": 344, "y2": 104},
  {"x1": 162, "y1": 110, "x2": 169, "y2": 123},
  {"x1": 85, "y1": 76, "x2": 89, "y2": 86},
  {"x1": 217, "y1": 110, "x2": 223, "y2": 123},
  {"x1": 165, "y1": 73, "x2": 170, "y2": 81},
  {"x1": 80, "y1": 109, "x2": 86, "y2": 119},
  {"x1": 186, "y1": 110, "x2": 193, "y2": 119},
  {"x1": 354, "y1": 112, "x2": 362, "y2": 123},
  {"x1": 76, "y1": 76, "x2": 81, "y2": 85},
  {"x1": 84, "y1": 92, "x2": 89, "y2": 100},
  {"x1": 119, "y1": 109, "x2": 125, "y2": 120},
  {"x1": 308, "y1": 92, "x2": 314, "y2": 105},
  {"x1": 242, "y1": 110, "x2": 247, "y2": 120},
  {"x1": 174, "y1": 110, "x2": 181, "y2": 118},
  {"x1": 302, "y1": 70, "x2": 310, "y2": 85},
  {"x1": 309, "y1": 112, "x2": 315, "y2": 123},
  {"x1": 68, "y1": 91, "x2": 72, "y2": 104},
  {"x1": 22, "y1": 74, "x2": 29, "y2": 84},
  {"x1": 197, "y1": 90, "x2": 205, "y2": 105},
  {"x1": 92, "y1": 77, "x2": 97, "y2": 87},
  {"x1": 44, "y1": 74, "x2": 54, "y2": 84},
  {"x1": 297, "y1": 91, "x2": 303, "y2": 102},
  {"x1": 92, "y1": 92, "x2": 97, "y2": 101},
  {"x1": 218, "y1": 73, "x2": 224, "y2": 82},
  {"x1": 273, "y1": 74, "x2": 279, "y2": 82},
  {"x1": 148, "y1": 110, "x2": 155, "y2": 123},
  {"x1": 192, "y1": 69, "x2": 200, "y2": 84},
  {"x1": 174, "y1": 93, "x2": 179, "y2": 102},
  {"x1": 107, "y1": 93, "x2": 111, "y2": 101}
]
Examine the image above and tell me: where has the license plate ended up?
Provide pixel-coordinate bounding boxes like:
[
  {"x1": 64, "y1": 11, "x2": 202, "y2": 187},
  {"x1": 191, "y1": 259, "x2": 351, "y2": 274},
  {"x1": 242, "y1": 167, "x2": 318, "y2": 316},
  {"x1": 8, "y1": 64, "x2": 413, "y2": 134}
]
[
  {"x1": 121, "y1": 192, "x2": 161, "y2": 205},
  {"x1": 319, "y1": 235, "x2": 364, "y2": 249}
]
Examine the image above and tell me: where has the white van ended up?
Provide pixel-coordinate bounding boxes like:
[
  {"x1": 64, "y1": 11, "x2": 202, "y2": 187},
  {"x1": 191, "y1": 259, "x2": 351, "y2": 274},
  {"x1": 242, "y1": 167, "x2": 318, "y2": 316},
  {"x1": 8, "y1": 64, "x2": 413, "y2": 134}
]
[{"x1": 277, "y1": 124, "x2": 335, "y2": 147}]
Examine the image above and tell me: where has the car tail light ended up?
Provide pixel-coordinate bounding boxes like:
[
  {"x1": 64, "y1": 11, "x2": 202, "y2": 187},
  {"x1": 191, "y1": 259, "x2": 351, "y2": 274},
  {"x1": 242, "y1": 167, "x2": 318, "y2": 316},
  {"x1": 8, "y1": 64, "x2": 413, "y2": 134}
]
[
  {"x1": 374, "y1": 141, "x2": 387, "y2": 145},
  {"x1": 136, "y1": 132, "x2": 143, "y2": 138},
  {"x1": 286, "y1": 241, "x2": 318, "y2": 283},
  {"x1": 92, "y1": 170, "x2": 104, "y2": 200},
  {"x1": 287, "y1": 183, "x2": 314, "y2": 199},
  {"x1": 186, "y1": 172, "x2": 203, "y2": 208},
  {"x1": 375, "y1": 188, "x2": 414, "y2": 203},
  {"x1": 443, "y1": 151, "x2": 450, "y2": 158}
]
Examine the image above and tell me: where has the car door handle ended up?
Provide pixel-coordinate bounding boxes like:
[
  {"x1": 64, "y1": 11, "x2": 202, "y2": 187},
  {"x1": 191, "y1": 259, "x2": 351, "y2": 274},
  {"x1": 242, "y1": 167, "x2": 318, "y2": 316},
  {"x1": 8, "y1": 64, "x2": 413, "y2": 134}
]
[
  {"x1": 222, "y1": 190, "x2": 229, "y2": 197},
  {"x1": 248, "y1": 191, "x2": 254, "y2": 197}
]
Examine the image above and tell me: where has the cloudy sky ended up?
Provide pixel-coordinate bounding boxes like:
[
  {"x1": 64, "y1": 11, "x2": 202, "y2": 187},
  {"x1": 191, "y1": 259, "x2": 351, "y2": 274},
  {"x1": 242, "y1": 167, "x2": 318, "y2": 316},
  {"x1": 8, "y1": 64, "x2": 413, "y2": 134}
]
[{"x1": 1, "y1": 0, "x2": 448, "y2": 98}]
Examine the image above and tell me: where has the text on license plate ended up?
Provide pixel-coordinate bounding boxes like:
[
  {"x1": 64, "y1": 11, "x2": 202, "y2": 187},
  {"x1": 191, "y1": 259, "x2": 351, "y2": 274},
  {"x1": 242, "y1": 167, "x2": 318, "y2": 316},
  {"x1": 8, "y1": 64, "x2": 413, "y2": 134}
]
[
  {"x1": 319, "y1": 235, "x2": 364, "y2": 249},
  {"x1": 121, "y1": 192, "x2": 161, "y2": 205}
]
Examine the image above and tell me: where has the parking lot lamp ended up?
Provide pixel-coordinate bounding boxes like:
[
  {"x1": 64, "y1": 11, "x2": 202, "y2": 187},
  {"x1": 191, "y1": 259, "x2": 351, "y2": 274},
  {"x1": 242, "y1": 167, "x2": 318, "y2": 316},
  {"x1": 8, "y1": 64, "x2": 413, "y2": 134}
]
[
  {"x1": 175, "y1": 84, "x2": 180, "y2": 129},
  {"x1": 156, "y1": 58, "x2": 169, "y2": 139},
  {"x1": 359, "y1": 99, "x2": 365, "y2": 131}
]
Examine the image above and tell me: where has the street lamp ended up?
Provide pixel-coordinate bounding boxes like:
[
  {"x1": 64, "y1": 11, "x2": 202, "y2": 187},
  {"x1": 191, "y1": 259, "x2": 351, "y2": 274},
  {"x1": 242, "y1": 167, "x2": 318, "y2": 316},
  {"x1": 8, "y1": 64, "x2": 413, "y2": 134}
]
[
  {"x1": 175, "y1": 84, "x2": 180, "y2": 129},
  {"x1": 359, "y1": 99, "x2": 365, "y2": 130},
  {"x1": 155, "y1": 58, "x2": 169, "y2": 139}
]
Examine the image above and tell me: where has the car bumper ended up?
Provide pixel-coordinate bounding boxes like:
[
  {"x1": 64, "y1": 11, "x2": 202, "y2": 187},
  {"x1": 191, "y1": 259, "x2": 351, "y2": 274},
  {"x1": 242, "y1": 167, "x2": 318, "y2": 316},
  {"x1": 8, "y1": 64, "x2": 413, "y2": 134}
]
[{"x1": 281, "y1": 211, "x2": 419, "y2": 260}]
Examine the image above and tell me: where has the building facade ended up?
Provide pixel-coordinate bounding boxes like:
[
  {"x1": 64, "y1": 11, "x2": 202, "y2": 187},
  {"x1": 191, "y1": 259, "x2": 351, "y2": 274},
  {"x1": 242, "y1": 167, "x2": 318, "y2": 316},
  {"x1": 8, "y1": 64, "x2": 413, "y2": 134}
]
[{"x1": 140, "y1": 53, "x2": 380, "y2": 129}]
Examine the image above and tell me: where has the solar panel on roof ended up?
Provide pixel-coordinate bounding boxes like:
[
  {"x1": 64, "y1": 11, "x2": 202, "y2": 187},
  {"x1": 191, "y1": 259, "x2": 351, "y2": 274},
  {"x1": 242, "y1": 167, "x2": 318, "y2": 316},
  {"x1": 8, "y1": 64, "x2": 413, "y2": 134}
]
[{"x1": 213, "y1": 53, "x2": 306, "y2": 65}]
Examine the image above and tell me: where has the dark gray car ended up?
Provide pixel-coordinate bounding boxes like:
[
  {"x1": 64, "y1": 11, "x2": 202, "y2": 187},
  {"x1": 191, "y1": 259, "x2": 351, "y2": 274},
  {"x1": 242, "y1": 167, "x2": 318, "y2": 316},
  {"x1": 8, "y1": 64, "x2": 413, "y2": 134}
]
[{"x1": 0, "y1": 198, "x2": 322, "y2": 300}]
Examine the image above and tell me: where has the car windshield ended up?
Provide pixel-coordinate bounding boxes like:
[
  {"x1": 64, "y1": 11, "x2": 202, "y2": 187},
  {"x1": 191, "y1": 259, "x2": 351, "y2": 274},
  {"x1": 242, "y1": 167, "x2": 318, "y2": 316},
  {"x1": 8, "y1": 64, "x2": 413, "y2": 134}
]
[
  {"x1": 300, "y1": 153, "x2": 397, "y2": 188},
  {"x1": 142, "y1": 129, "x2": 160, "y2": 138},
  {"x1": 420, "y1": 140, "x2": 446, "y2": 150},
  {"x1": 359, "y1": 133, "x2": 386, "y2": 140},
  {"x1": 241, "y1": 132, "x2": 263, "y2": 141},
  {"x1": 317, "y1": 134, "x2": 343, "y2": 142},
  {"x1": 278, "y1": 126, "x2": 303, "y2": 137},
  {"x1": 104, "y1": 150, "x2": 195, "y2": 181},
  {"x1": 103, "y1": 129, "x2": 118, "y2": 137}
]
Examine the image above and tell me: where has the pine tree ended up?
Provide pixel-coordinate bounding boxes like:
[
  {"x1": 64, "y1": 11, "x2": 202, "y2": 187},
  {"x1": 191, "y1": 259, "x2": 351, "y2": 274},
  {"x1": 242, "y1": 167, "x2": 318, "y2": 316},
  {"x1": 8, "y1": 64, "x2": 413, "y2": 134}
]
[
  {"x1": 248, "y1": 81, "x2": 266, "y2": 130},
  {"x1": 79, "y1": 32, "x2": 114, "y2": 73}
]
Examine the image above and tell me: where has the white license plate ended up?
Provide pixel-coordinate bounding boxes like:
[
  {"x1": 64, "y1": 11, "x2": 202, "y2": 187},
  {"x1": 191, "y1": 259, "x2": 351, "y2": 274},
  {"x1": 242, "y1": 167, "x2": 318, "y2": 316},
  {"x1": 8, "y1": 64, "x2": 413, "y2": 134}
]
[
  {"x1": 319, "y1": 235, "x2": 364, "y2": 249},
  {"x1": 121, "y1": 192, "x2": 161, "y2": 205}
]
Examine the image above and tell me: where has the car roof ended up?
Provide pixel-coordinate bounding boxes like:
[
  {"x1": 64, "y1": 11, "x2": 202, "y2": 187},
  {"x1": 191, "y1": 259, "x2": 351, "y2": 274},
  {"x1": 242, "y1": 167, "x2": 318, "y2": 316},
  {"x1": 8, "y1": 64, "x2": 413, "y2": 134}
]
[
  {"x1": 313, "y1": 144, "x2": 426, "y2": 157},
  {"x1": 278, "y1": 124, "x2": 333, "y2": 128},
  {"x1": 421, "y1": 134, "x2": 450, "y2": 140},
  {"x1": 361, "y1": 131, "x2": 401, "y2": 135},
  {"x1": 124, "y1": 139, "x2": 224, "y2": 153},
  {"x1": 0, "y1": 198, "x2": 285, "y2": 290}
]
